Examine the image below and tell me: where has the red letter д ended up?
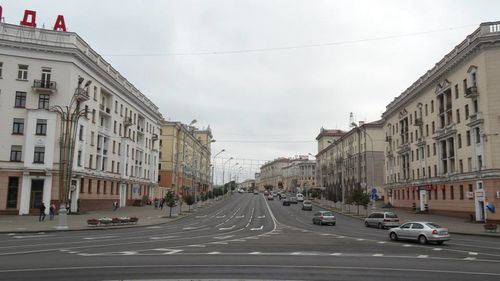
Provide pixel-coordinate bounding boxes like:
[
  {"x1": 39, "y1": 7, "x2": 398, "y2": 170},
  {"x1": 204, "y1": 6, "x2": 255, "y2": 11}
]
[
  {"x1": 20, "y1": 10, "x2": 37, "y2": 27},
  {"x1": 53, "y1": 15, "x2": 67, "y2": 31}
]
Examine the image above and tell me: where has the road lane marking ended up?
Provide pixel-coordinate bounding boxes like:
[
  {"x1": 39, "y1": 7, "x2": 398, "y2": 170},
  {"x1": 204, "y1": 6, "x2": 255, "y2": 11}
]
[
  {"x1": 207, "y1": 252, "x2": 220, "y2": 255},
  {"x1": 83, "y1": 236, "x2": 117, "y2": 240},
  {"x1": 433, "y1": 248, "x2": 443, "y2": 251},
  {"x1": 418, "y1": 255, "x2": 429, "y2": 258},
  {"x1": 250, "y1": 226, "x2": 263, "y2": 231},
  {"x1": 249, "y1": 252, "x2": 261, "y2": 254},
  {"x1": 187, "y1": 244, "x2": 206, "y2": 247},
  {"x1": 235, "y1": 215, "x2": 245, "y2": 219},
  {"x1": 356, "y1": 238, "x2": 365, "y2": 241},
  {"x1": 377, "y1": 241, "x2": 386, "y2": 244},
  {"x1": 219, "y1": 225, "x2": 235, "y2": 231},
  {"x1": 258, "y1": 215, "x2": 266, "y2": 219},
  {"x1": 211, "y1": 242, "x2": 228, "y2": 245},
  {"x1": 182, "y1": 226, "x2": 204, "y2": 230},
  {"x1": 13, "y1": 235, "x2": 53, "y2": 239},
  {"x1": 216, "y1": 215, "x2": 226, "y2": 218},
  {"x1": 469, "y1": 252, "x2": 478, "y2": 256},
  {"x1": 120, "y1": 251, "x2": 138, "y2": 255},
  {"x1": 331, "y1": 253, "x2": 342, "y2": 256},
  {"x1": 403, "y1": 244, "x2": 412, "y2": 247},
  {"x1": 464, "y1": 257, "x2": 476, "y2": 260},
  {"x1": 149, "y1": 235, "x2": 178, "y2": 240},
  {"x1": 162, "y1": 249, "x2": 183, "y2": 255},
  {"x1": 337, "y1": 236, "x2": 345, "y2": 239},
  {"x1": 373, "y1": 254, "x2": 384, "y2": 257},
  {"x1": 146, "y1": 226, "x2": 162, "y2": 229}
]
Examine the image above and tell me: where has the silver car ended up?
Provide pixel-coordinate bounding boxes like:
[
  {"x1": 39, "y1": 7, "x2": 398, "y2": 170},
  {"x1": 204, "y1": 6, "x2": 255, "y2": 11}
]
[
  {"x1": 312, "y1": 211, "x2": 336, "y2": 226},
  {"x1": 364, "y1": 212, "x2": 400, "y2": 229},
  {"x1": 388, "y1": 222, "x2": 451, "y2": 245},
  {"x1": 302, "y1": 200, "x2": 312, "y2": 211}
]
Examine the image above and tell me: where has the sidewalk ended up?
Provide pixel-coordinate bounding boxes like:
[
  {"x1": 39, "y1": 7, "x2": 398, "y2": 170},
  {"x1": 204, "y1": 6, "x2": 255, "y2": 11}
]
[
  {"x1": 0, "y1": 198, "x2": 223, "y2": 233},
  {"x1": 313, "y1": 199, "x2": 500, "y2": 238}
]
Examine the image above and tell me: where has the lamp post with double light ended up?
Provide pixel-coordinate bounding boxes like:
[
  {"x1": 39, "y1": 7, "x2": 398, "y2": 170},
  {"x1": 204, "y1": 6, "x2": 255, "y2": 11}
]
[
  {"x1": 212, "y1": 149, "x2": 225, "y2": 188},
  {"x1": 50, "y1": 77, "x2": 92, "y2": 229}
]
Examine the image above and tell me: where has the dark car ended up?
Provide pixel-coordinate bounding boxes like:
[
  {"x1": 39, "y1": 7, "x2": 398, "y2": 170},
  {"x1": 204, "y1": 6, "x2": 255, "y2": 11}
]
[
  {"x1": 289, "y1": 197, "x2": 298, "y2": 204},
  {"x1": 283, "y1": 199, "x2": 291, "y2": 206}
]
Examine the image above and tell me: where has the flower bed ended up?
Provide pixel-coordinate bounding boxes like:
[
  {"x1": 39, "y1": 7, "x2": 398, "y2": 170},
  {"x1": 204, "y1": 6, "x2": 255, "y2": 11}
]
[{"x1": 87, "y1": 217, "x2": 139, "y2": 227}]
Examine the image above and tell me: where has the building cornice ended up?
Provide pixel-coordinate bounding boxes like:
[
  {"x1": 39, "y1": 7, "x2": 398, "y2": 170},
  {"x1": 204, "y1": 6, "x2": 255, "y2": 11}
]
[{"x1": 383, "y1": 22, "x2": 500, "y2": 119}]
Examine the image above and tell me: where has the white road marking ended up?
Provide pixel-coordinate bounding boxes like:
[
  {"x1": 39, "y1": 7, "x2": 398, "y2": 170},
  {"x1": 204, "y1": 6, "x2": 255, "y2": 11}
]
[
  {"x1": 13, "y1": 235, "x2": 53, "y2": 239},
  {"x1": 120, "y1": 251, "x2": 138, "y2": 255},
  {"x1": 469, "y1": 252, "x2": 478, "y2": 256},
  {"x1": 213, "y1": 235, "x2": 234, "y2": 240},
  {"x1": 162, "y1": 249, "x2": 183, "y2": 255},
  {"x1": 418, "y1": 255, "x2": 429, "y2": 258},
  {"x1": 464, "y1": 257, "x2": 476, "y2": 260},
  {"x1": 219, "y1": 225, "x2": 236, "y2": 231},
  {"x1": 331, "y1": 253, "x2": 343, "y2": 256},
  {"x1": 216, "y1": 215, "x2": 226, "y2": 218},
  {"x1": 377, "y1": 241, "x2": 386, "y2": 244},
  {"x1": 6, "y1": 233, "x2": 16, "y2": 236},
  {"x1": 187, "y1": 244, "x2": 206, "y2": 247},
  {"x1": 211, "y1": 242, "x2": 228, "y2": 245},
  {"x1": 231, "y1": 239, "x2": 246, "y2": 242},
  {"x1": 83, "y1": 236, "x2": 117, "y2": 240},
  {"x1": 337, "y1": 236, "x2": 345, "y2": 239},
  {"x1": 321, "y1": 233, "x2": 331, "y2": 236},
  {"x1": 356, "y1": 238, "x2": 365, "y2": 241},
  {"x1": 146, "y1": 226, "x2": 162, "y2": 229},
  {"x1": 258, "y1": 215, "x2": 266, "y2": 219},
  {"x1": 250, "y1": 226, "x2": 263, "y2": 231},
  {"x1": 373, "y1": 254, "x2": 384, "y2": 257},
  {"x1": 183, "y1": 226, "x2": 204, "y2": 230},
  {"x1": 403, "y1": 244, "x2": 412, "y2": 247},
  {"x1": 433, "y1": 248, "x2": 443, "y2": 251},
  {"x1": 235, "y1": 215, "x2": 245, "y2": 219},
  {"x1": 249, "y1": 252, "x2": 261, "y2": 255},
  {"x1": 207, "y1": 252, "x2": 220, "y2": 255}
]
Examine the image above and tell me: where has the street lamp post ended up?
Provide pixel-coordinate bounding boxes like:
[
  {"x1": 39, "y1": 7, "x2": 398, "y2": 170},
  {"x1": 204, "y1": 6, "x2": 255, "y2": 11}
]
[
  {"x1": 50, "y1": 77, "x2": 92, "y2": 230},
  {"x1": 212, "y1": 149, "x2": 225, "y2": 188},
  {"x1": 222, "y1": 157, "x2": 233, "y2": 194},
  {"x1": 229, "y1": 162, "x2": 239, "y2": 193}
]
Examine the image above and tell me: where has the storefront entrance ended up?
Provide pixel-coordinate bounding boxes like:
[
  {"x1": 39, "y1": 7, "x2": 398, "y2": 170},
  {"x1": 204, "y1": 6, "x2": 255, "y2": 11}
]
[{"x1": 30, "y1": 179, "x2": 44, "y2": 209}]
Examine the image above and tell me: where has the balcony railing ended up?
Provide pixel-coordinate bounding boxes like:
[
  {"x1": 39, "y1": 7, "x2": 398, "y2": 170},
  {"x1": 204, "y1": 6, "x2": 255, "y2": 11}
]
[
  {"x1": 75, "y1": 88, "x2": 90, "y2": 101},
  {"x1": 465, "y1": 86, "x2": 479, "y2": 98},
  {"x1": 124, "y1": 117, "x2": 133, "y2": 127},
  {"x1": 33, "y1": 80, "x2": 57, "y2": 93}
]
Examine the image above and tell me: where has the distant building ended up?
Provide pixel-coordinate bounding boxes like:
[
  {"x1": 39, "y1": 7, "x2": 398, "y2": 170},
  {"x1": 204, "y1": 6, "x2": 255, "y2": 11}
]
[{"x1": 282, "y1": 159, "x2": 316, "y2": 193}]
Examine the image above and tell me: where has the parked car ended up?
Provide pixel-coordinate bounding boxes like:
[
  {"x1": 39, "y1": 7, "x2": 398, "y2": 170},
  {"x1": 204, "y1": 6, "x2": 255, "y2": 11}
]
[
  {"x1": 283, "y1": 199, "x2": 291, "y2": 206},
  {"x1": 388, "y1": 222, "x2": 450, "y2": 245},
  {"x1": 364, "y1": 212, "x2": 400, "y2": 229},
  {"x1": 296, "y1": 193, "x2": 304, "y2": 202},
  {"x1": 267, "y1": 194, "x2": 274, "y2": 200},
  {"x1": 289, "y1": 197, "x2": 298, "y2": 204},
  {"x1": 301, "y1": 200, "x2": 312, "y2": 211},
  {"x1": 312, "y1": 211, "x2": 336, "y2": 225}
]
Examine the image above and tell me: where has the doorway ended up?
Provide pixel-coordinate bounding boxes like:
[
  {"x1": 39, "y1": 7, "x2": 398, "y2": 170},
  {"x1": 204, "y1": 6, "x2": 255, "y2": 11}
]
[{"x1": 30, "y1": 179, "x2": 44, "y2": 209}]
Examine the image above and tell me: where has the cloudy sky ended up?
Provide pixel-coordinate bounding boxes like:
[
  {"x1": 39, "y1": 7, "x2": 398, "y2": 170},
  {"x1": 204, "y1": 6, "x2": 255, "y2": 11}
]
[{"x1": 3, "y1": 0, "x2": 499, "y2": 181}]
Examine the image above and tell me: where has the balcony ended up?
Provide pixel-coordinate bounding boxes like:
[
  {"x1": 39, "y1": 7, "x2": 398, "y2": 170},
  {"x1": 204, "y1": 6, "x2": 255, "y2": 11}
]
[
  {"x1": 32, "y1": 80, "x2": 57, "y2": 94},
  {"x1": 434, "y1": 123, "x2": 457, "y2": 140},
  {"x1": 465, "y1": 86, "x2": 479, "y2": 98},
  {"x1": 467, "y1": 112, "x2": 484, "y2": 127},
  {"x1": 414, "y1": 118, "x2": 423, "y2": 127},
  {"x1": 124, "y1": 117, "x2": 133, "y2": 127},
  {"x1": 99, "y1": 104, "x2": 111, "y2": 117}
]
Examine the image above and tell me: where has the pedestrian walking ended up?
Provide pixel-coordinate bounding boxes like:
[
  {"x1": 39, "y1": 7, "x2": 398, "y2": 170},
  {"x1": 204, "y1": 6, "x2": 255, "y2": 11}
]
[
  {"x1": 113, "y1": 201, "x2": 119, "y2": 211},
  {"x1": 154, "y1": 198, "x2": 159, "y2": 209},
  {"x1": 49, "y1": 203, "x2": 56, "y2": 220},
  {"x1": 160, "y1": 198, "x2": 165, "y2": 210},
  {"x1": 39, "y1": 202, "x2": 46, "y2": 222}
]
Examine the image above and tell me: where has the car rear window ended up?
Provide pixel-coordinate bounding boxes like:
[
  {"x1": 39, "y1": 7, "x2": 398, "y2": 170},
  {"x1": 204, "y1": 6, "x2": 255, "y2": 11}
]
[
  {"x1": 426, "y1": 223, "x2": 442, "y2": 229},
  {"x1": 323, "y1": 212, "x2": 333, "y2": 216},
  {"x1": 385, "y1": 212, "x2": 398, "y2": 218}
]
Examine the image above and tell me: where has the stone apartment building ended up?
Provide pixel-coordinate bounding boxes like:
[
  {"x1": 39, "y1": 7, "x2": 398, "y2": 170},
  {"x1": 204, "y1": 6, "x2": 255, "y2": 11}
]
[
  {"x1": 0, "y1": 23, "x2": 161, "y2": 214},
  {"x1": 282, "y1": 158, "x2": 316, "y2": 193},
  {"x1": 258, "y1": 158, "x2": 291, "y2": 191},
  {"x1": 382, "y1": 21, "x2": 500, "y2": 222},
  {"x1": 158, "y1": 121, "x2": 213, "y2": 198}
]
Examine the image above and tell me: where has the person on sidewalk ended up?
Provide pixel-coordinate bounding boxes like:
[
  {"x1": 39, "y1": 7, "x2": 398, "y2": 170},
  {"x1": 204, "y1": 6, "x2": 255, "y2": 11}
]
[
  {"x1": 39, "y1": 203, "x2": 46, "y2": 222},
  {"x1": 113, "y1": 201, "x2": 119, "y2": 211},
  {"x1": 160, "y1": 198, "x2": 165, "y2": 210},
  {"x1": 49, "y1": 203, "x2": 56, "y2": 220}
]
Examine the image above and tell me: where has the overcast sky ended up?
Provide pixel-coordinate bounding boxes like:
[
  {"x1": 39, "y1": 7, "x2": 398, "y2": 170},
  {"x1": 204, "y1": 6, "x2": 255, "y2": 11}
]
[{"x1": 3, "y1": 0, "x2": 500, "y2": 181}]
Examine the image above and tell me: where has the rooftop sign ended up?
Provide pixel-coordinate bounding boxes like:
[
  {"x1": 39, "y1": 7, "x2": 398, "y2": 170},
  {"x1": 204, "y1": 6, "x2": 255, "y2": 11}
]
[{"x1": 0, "y1": 5, "x2": 67, "y2": 31}]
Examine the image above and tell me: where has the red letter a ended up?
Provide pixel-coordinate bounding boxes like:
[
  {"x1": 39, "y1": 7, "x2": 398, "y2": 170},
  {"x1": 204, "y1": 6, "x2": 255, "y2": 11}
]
[{"x1": 53, "y1": 15, "x2": 67, "y2": 31}]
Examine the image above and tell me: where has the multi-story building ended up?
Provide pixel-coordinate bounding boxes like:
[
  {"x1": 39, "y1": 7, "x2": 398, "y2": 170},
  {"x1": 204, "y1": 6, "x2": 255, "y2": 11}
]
[
  {"x1": 158, "y1": 121, "x2": 213, "y2": 198},
  {"x1": 315, "y1": 128, "x2": 345, "y2": 189},
  {"x1": 239, "y1": 179, "x2": 255, "y2": 191},
  {"x1": 315, "y1": 122, "x2": 385, "y2": 203},
  {"x1": 258, "y1": 158, "x2": 291, "y2": 191},
  {"x1": 0, "y1": 23, "x2": 162, "y2": 214},
  {"x1": 282, "y1": 158, "x2": 316, "y2": 193},
  {"x1": 382, "y1": 22, "x2": 500, "y2": 222},
  {"x1": 254, "y1": 173, "x2": 261, "y2": 191}
]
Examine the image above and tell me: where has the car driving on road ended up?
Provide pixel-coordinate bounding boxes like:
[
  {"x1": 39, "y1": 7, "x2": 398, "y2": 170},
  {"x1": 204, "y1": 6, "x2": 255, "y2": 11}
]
[
  {"x1": 289, "y1": 197, "x2": 298, "y2": 204},
  {"x1": 312, "y1": 211, "x2": 336, "y2": 225},
  {"x1": 364, "y1": 211, "x2": 400, "y2": 229},
  {"x1": 301, "y1": 200, "x2": 312, "y2": 211},
  {"x1": 388, "y1": 222, "x2": 450, "y2": 245},
  {"x1": 283, "y1": 199, "x2": 291, "y2": 206},
  {"x1": 296, "y1": 193, "x2": 304, "y2": 202}
]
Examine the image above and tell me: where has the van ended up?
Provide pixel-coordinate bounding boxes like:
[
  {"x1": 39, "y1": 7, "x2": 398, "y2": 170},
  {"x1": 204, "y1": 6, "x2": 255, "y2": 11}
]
[
  {"x1": 296, "y1": 193, "x2": 304, "y2": 202},
  {"x1": 364, "y1": 212, "x2": 400, "y2": 229}
]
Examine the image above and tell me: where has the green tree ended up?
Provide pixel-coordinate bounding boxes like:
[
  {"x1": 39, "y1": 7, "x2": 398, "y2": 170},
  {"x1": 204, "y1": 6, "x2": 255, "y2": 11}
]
[
  {"x1": 164, "y1": 190, "x2": 176, "y2": 218},
  {"x1": 183, "y1": 193, "x2": 195, "y2": 211},
  {"x1": 350, "y1": 189, "x2": 370, "y2": 215}
]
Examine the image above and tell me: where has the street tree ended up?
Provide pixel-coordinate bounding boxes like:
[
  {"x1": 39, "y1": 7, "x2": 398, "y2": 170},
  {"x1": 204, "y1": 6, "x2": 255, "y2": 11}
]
[
  {"x1": 350, "y1": 188, "x2": 370, "y2": 215},
  {"x1": 164, "y1": 191, "x2": 176, "y2": 218},
  {"x1": 183, "y1": 193, "x2": 195, "y2": 212}
]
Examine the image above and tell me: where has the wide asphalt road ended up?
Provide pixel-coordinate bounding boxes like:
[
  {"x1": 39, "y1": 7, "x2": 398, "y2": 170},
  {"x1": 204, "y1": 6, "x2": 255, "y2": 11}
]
[{"x1": 0, "y1": 193, "x2": 499, "y2": 281}]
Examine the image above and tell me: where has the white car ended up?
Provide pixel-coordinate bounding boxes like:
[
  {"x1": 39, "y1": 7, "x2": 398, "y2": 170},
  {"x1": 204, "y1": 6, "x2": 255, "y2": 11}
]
[{"x1": 296, "y1": 193, "x2": 304, "y2": 202}]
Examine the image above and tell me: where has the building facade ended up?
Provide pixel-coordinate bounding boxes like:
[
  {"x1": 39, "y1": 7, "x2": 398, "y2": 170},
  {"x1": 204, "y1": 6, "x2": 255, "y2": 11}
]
[
  {"x1": 282, "y1": 158, "x2": 316, "y2": 193},
  {"x1": 0, "y1": 23, "x2": 162, "y2": 214},
  {"x1": 258, "y1": 158, "x2": 291, "y2": 191},
  {"x1": 315, "y1": 122, "x2": 385, "y2": 203},
  {"x1": 158, "y1": 121, "x2": 213, "y2": 198},
  {"x1": 382, "y1": 22, "x2": 500, "y2": 222}
]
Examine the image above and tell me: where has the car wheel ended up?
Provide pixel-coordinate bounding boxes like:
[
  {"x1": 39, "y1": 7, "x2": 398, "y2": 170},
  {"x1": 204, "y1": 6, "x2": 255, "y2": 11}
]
[
  {"x1": 332, "y1": 223, "x2": 336, "y2": 226},
  {"x1": 389, "y1": 232, "x2": 398, "y2": 241},
  {"x1": 365, "y1": 221, "x2": 369, "y2": 227},
  {"x1": 418, "y1": 235, "x2": 428, "y2": 245},
  {"x1": 436, "y1": 241, "x2": 444, "y2": 245},
  {"x1": 378, "y1": 223, "x2": 383, "y2": 229},
  {"x1": 312, "y1": 219, "x2": 316, "y2": 225}
]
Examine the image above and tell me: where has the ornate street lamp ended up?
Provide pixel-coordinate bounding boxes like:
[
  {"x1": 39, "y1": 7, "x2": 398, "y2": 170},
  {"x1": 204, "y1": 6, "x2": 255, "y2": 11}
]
[{"x1": 50, "y1": 77, "x2": 92, "y2": 229}]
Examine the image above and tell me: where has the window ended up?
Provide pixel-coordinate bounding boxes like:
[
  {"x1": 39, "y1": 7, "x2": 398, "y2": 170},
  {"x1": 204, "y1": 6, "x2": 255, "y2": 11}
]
[
  {"x1": 455, "y1": 84, "x2": 459, "y2": 99},
  {"x1": 478, "y1": 155, "x2": 483, "y2": 170},
  {"x1": 431, "y1": 100, "x2": 434, "y2": 113},
  {"x1": 103, "y1": 181, "x2": 107, "y2": 194},
  {"x1": 38, "y1": 94, "x2": 50, "y2": 109},
  {"x1": 459, "y1": 159, "x2": 463, "y2": 173},
  {"x1": 91, "y1": 132, "x2": 95, "y2": 146},
  {"x1": 117, "y1": 162, "x2": 120, "y2": 173},
  {"x1": 89, "y1": 154, "x2": 93, "y2": 169},
  {"x1": 456, "y1": 109, "x2": 460, "y2": 124},
  {"x1": 10, "y1": 145, "x2": 22, "y2": 162},
  {"x1": 7, "y1": 177, "x2": 19, "y2": 208},
  {"x1": 442, "y1": 187, "x2": 446, "y2": 200},
  {"x1": 114, "y1": 120, "x2": 117, "y2": 133},
  {"x1": 17, "y1": 64, "x2": 28, "y2": 80},
  {"x1": 433, "y1": 143, "x2": 436, "y2": 156},
  {"x1": 80, "y1": 178, "x2": 85, "y2": 194},
  {"x1": 466, "y1": 130, "x2": 471, "y2": 146},
  {"x1": 88, "y1": 179, "x2": 92, "y2": 194},
  {"x1": 77, "y1": 150, "x2": 82, "y2": 167},
  {"x1": 457, "y1": 134, "x2": 462, "y2": 148},
  {"x1": 92, "y1": 109, "x2": 96, "y2": 123},
  {"x1": 93, "y1": 86, "x2": 97, "y2": 101},
  {"x1": 35, "y1": 119, "x2": 47, "y2": 135},
  {"x1": 33, "y1": 146, "x2": 45, "y2": 163},
  {"x1": 475, "y1": 128, "x2": 481, "y2": 144},
  {"x1": 12, "y1": 118, "x2": 24, "y2": 135},
  {"x1": 115, "y1": 101, "x2": 118, "y2": 113},
  {"x1": 431, "y1": 121, "x2": 435, "y2": 133},
  {"x1": 79, "y1": 125, "x2": 84, "y2": 141},
  {"x1": 15, "y1": 92, "x2": 27, "y2": 108},
  {"x1": 460, "y1": 185, "x2": 464, "y2": 200},
  {"x1": 113, "y1": 141, "x2": 116, "y2": 154},
  {"x1": 0, "y1": 62, "x2": 3, "y2": 78},
  {"x1": 465, "y1": 104, "x2": 469, "y2": 119},
  {"x1": 450, "y1": 186, "x2": 454, "y2": 200}
]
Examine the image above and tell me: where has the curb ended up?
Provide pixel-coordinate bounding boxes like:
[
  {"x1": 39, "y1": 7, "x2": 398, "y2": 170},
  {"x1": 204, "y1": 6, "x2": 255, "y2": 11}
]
[
  {"x1": 312, "y1": 202, "x2": 500, "y2": 238},
  {"x1": 0, "y1": 198, "x2": 228, "y2": 234}
]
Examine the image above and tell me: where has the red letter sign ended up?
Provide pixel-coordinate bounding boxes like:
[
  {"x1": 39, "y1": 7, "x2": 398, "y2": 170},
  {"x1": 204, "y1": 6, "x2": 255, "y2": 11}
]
[
  {"x1": 0, "y1": 5, "x2": 3, "y2": 22},
  {"x1": 20, "y1": 10, "x2": 37, "y2": 27},
  {"x1": 53, "y1": 15, "x2": 67, "y2": 31}
]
